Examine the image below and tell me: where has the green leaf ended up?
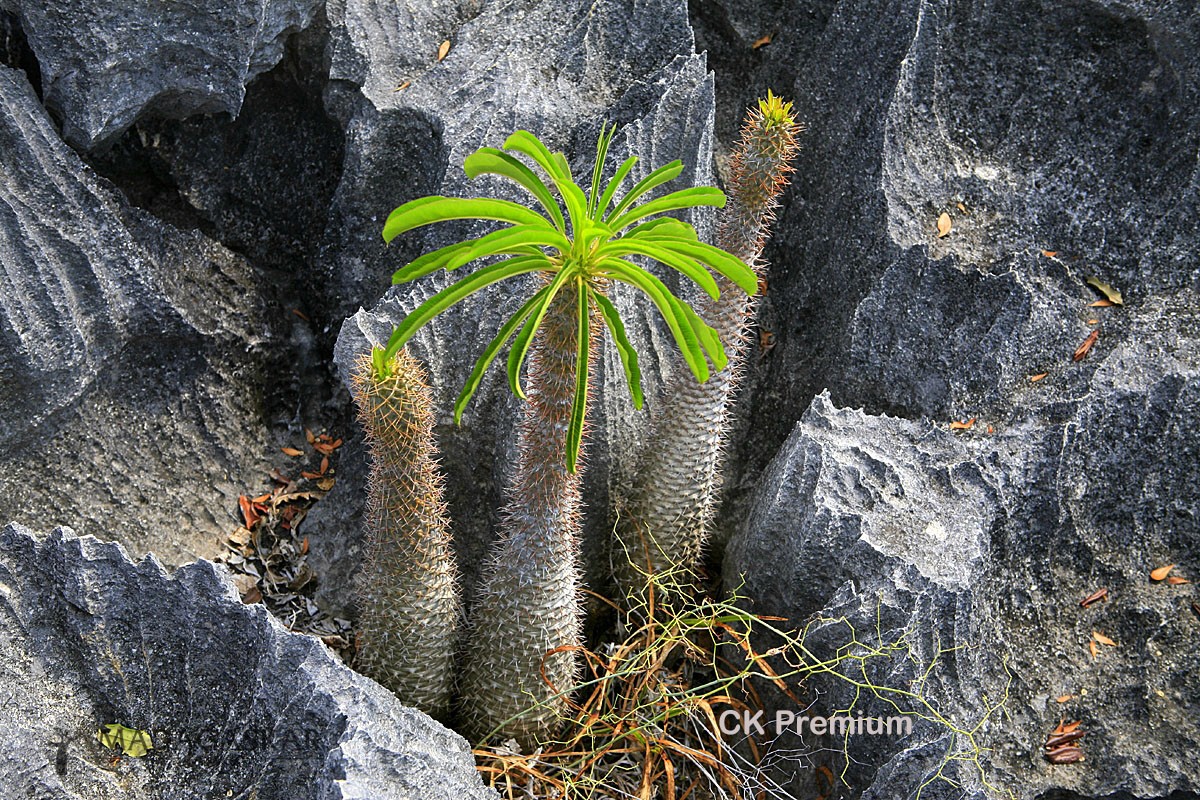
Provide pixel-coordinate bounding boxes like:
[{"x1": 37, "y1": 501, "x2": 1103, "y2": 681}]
[
  {"x1": 382, "y1": 196, "x2": 549, "y2": 243},
  {"x1": 503, "y1": 131, "x2": 570, "y2": 183},
  {"x1": 380, "y1": 257, "x2": 547, "y2": 363},
  {"x1": 444, "y1": 225, "x2": 569, "y2": 270},
  {"x1": 591, "y1": 289, "x2": 642, "y2": 409},
  {"x1": 597, "y1": 239, "x2": 720, "y2": 300},
  {"x1": 596, "y1": 155, "x2": 638, "y2": 218},
  {"x1": 653, "y1": 239, "x2": 758, "y2": 296},
  {"x1": 506, "y1": 268, "x2": 574, "y2": 398},
  {"x1": 454, "y1": 285, "x2": 553, "y2": 423},
  {"x1": 566, "y1": 281, "x2": 590, "y2": 473},
  {"x1": 600, "y1": 258, "x2": 710, "y2": 383},
  {"x1": 607, "y1": 186, "x2": 726, "y2": 232},
  {"x1": 588, "y1": 123, "x2": 616, "y2": 217},
  {"x1": 624, "y1": 217, "x2": 699, "y2": 240},
  {"x1": 464, "y1": 148, "x2": 567, "y2": 232},
  {"x1": 605, "y1": 160, "x2": 684, "y2": 224},
  {"x1": 680, "y1": 301, "x2": 728, "y2": 371},
  {"x1": 96, "y1": 724, "x2": 153, "y2": 758},
  {"x1": 502, "y1": 131, "x2": 588, "y2": 235},
  {"x1": 392, "y1": 241, "x2": 473, "y2": 285}
]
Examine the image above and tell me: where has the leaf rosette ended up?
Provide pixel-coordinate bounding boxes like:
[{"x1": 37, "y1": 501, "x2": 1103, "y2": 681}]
[{"x1": 377, "y1": 124, "x2": 757, "y2": 471}]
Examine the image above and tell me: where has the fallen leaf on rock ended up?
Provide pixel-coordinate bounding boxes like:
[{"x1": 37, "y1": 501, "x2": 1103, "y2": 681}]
[
  {"x1": 1056, "y1": 694, "x2": 1074, "y2": 703},
  {"x1": 1046, "y1": 745, "x2": 1084, "y2": 764},
  {"x1": 320, "y1": 456, "x2": 330, "y2": 474},
  {"x1": 752, "y1": 33, "x2": 772, "y2": 48},
  {"x1": 281, "y1": 446, "x2": 304, "y2": 457},
  {"x1": 317, "y1": 477, "x2": 336, "y2": 491},
  {"x1": 956, "y1": 202, "x2": 967, "y2": 213},
  {"x1": 239, "y1": 495, "x2": 261, "y2": 529},
  {"x1": 1041, "y1": 250, "x2": 1059, "y2": 258},
  {"x1": 1192, "y1": 601, "x2": 1200, "y2": 621},
  {"x1": 1088, "y1": 640, "x2": 1099, "y2": 659},
  {"x1": 312, "y1": 438, "x2": 343, "y2": 456},
  {"x1": 437, "y1": 39, "x2": 451, "y2": 61},
  {"x1": 393, "y1": 80, "x2": 411, "y2": 92},
  {"x1": 1080, "y1": 587, "x2": 1108, "y2": 608},
  {"x1": 1030, "y1": 372, "x2": 1049, "y2": 382},
  {"x1": 1086, "y1": 318, "x2": 1099, "y2": 325},
  {"x1": 305, "y1": 428, "x2": 315, "y2": 444},
  {"x1": 1093, "y1": 631, "x2": 1117, "y2": 647},
  {"x1": 1151, "y1": 564, "x2": 1175, "y2": 581},
  {"x1": 1089, "y1": 299, "x2": 1115, "y2": 308},
  {"x1": 1167, "y1": 576, "x2": 1190, "y2": 585},
  {"x1": 936, "y1": 212, "x2": 952, "y2": 238},
  {"x1": 291, "y1": 308, "x2": 309, "y2": 321},
  {"x1": 1073, "y1": 330, "x2": 1099, "y2": 361},
  {"x1": 1086, "y1": 277, "x2": 1123, "y2": 305},
  {"x1": 301, "y1": 470, "x2": 323, "y2": 480},
  {"x1": 949, "y1": 418, "x2": 976, "y2": 430}
]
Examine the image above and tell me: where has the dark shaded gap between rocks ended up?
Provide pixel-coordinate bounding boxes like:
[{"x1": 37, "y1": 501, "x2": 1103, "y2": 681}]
[
  {"x1": 83, "y1": 18, "x2": 350, "y2": 454},
  {"x1": 0, "y1": 10, "x2": 42, "y2": 98}
]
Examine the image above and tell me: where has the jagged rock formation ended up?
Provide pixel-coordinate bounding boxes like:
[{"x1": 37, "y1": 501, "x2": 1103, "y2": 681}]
[
  {"x1": 0, "y1": 64, "x2": 279, "y2": 565},
  {"x1": 0, "y1": 523, "x2": 494, "y2": 800},
  {"x1": 713, "y1": 2, "x2": 1200, "y2": 798},
  {"x1": 4, "y1": 0, "x2": 322, "y2": 149}
]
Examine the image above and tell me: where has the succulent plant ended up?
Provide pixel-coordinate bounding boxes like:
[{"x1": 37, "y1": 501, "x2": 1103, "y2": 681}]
[
  {"x1": 350, "y1": 349, "x2": 459, "y2": 720},
  {"x1": 615, "y1": 91, "x2": 802, "y2": 594},
  {"x1": 372, "y1": 123, "x2": 757, "y2": 745}
]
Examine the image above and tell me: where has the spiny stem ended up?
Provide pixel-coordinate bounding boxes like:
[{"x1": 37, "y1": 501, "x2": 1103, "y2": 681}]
[
  {"x1": 351, "y1": 350, "x2": 459, "y2": 720},
  {"x1": 615, "y1": 93, "x2": 802, "y2": 595}
]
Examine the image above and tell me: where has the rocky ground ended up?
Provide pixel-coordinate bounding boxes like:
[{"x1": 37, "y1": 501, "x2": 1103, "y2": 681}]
[{"x1": 1, "y1": 1, "x2": 1196, "y2": 798}]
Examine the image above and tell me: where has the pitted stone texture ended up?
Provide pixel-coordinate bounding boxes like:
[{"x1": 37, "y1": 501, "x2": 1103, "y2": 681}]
[
  {"x1": 0, "y1": 65, "x2": 278, "y2": 565},
  {"x1": 0, "y1": 523, "x2": 496, "y2": 800},
  {"x1": 6, "y1": 0, "x2": 322, "y2": 149}
]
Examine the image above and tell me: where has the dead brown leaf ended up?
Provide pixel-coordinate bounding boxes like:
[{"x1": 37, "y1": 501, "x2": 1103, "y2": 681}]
[
  {"x1": 1151, "y1": 564, "x2": 1175, "y2": 581},
  {"x1": 281, "y1": 446, "x2": 304, "y2": 457},
  {"x1": 437, "y1": 40, "x2": 451, "y2": 61},
  {"x1": 1073, "y1": 330, "x2": 1100, "y2": 361},
  {"x1": 936, "y1": 212, "x2": 952, "y2": 238},
  {"x1": 1030, "y1": 372, "x2": 1049, "y2": 382},
  {"x1": 1088, "y1": 640, "x2": 1099, "y2": 660},
  {"x1": 312, "y1": 438, "x2": 343, "y2": 456},
  {"x1": 949, "y1": 418, "x2": 977, "y2": 430},
  {"x1": 1055, "y1": 694, "x2": 1074, "y2": 703},
  {"x1": 1092, "y1": 631, "x2": 1117, "y2": 647},
  {"x1": 1167, "y1": 576, "x2": 1190, "y2": 585},
  {"x1": 752, "y1": 33, "x2": 772, "y2": 49},
  {"x1": 393, "y1": 80, "x2": 411, "y2": 92},
  {"x1": 1041, "y1": 250, "x2": 1059, "y2": 258}
]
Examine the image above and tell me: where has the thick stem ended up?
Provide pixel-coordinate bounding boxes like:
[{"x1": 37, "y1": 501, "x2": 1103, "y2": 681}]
[
  {"x1": 351, "y1": 351, "x2": 459, "y2": 720},
  {"x1": 615, "y1": 102, "x2": 801, "y2": 595},
  {"x1": 458, "y1": 283, "x2": 596, "y2": 746}
]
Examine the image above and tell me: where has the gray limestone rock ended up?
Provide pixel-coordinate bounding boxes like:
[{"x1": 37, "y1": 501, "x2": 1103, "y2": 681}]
[
  {"x1": 6, "y1": 0, "x2": 323, "y2": 149},
  {"x1": 709, "y1": 0, "x2": 1200, "y2": 797},
  {"x1": 0, "y1": 64, "x2": 279, "y2": 566},
  {"x1": 0, "y1": 522, "x2": 495, "y2": 800}
]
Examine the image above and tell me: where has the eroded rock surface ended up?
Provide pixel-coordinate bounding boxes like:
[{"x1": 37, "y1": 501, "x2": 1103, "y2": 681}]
[
  {"x1": 6, "y1": 0, "x2": 322, "y2": 149},
  {"x1": 0, "y1": 523, "x2": 494, "y2": 800},
  {"x1": 0, "y1": 65, "x2": 284, "y2": 565},
  {"x1": 714, "y1": 1, "x2": 1200, "y2": 797}
]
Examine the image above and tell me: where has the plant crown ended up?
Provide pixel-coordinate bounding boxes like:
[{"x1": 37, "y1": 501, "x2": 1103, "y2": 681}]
[{"x1": 376, "y1": 124, "x2": 757, "y2": 471}]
